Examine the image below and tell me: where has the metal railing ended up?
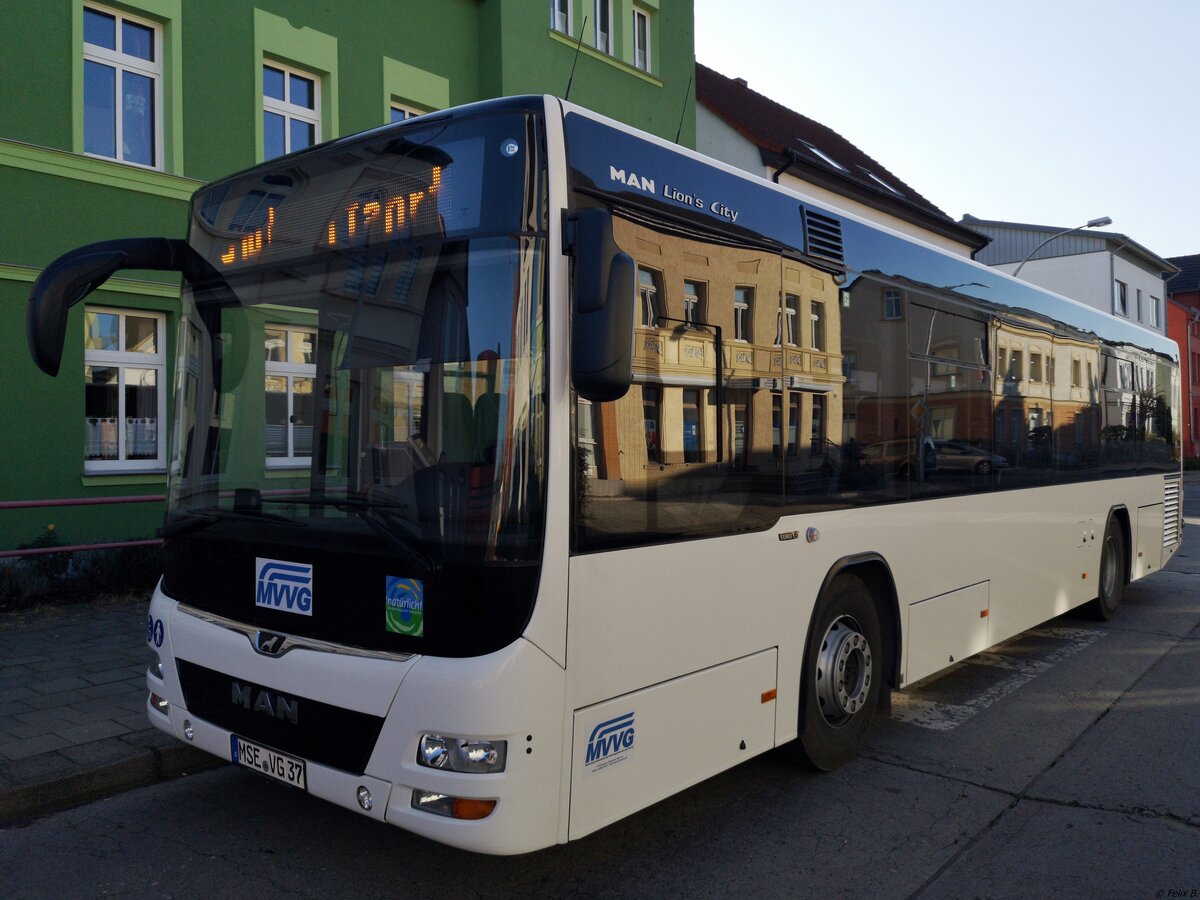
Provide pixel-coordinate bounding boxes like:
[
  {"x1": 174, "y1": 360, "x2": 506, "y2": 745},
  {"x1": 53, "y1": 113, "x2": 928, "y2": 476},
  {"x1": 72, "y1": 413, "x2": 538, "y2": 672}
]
[{"x1": 0, "y1": 495, "x2": 165, "y2": 559}]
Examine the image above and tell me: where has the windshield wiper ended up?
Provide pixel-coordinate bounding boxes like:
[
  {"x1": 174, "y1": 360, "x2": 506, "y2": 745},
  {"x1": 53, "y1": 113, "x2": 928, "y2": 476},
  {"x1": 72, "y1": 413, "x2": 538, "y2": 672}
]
[
  {"x1": 160, "y1": 506, "x2": 307, "y2": 540},
  {"x1": 260, "y1": 494, "x2": 435, "y2": 573}
]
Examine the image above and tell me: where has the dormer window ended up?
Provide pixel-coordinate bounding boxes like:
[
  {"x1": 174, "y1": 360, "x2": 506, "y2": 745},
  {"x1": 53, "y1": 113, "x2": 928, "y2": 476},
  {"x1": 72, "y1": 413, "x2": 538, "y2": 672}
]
[
  {"x1": 800, "y1": 141, "x2": 846, "y2": 171},
  {"x1": 862, "y1": 169, "x2": 902, "y2": 195}
]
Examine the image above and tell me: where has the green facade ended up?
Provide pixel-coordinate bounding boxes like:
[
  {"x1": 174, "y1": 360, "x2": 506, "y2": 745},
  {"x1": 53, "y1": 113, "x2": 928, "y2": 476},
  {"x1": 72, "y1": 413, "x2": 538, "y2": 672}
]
[{"x1": 0, "y1": 0, "x2": 696, "y2": 550}]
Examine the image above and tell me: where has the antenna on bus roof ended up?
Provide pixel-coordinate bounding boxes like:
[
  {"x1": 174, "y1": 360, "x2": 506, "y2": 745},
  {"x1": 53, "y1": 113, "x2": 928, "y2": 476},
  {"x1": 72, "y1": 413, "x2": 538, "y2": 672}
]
[
  {"x1": 674, "y1": 73, "x2": 694, "y2": 144},
  {"x1": 564, "y1": 15, "x2": 588, "y2": 102}
]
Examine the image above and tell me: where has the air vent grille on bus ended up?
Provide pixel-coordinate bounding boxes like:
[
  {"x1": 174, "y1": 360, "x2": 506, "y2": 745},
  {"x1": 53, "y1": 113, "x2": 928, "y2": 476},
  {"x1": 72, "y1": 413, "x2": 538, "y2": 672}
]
[
  {"x1": 1163, "y1": 475, "x2": 1181, "y2": 548},
  {"x1": 803, "y1": 209, "x2": 845, "y2": 265}
]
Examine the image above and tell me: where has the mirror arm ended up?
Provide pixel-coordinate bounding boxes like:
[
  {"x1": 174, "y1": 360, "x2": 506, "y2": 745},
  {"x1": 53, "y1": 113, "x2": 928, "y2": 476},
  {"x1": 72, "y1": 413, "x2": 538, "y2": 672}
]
[{"x1": 27, "y1": 238, "x2": 211, "y2": 377}]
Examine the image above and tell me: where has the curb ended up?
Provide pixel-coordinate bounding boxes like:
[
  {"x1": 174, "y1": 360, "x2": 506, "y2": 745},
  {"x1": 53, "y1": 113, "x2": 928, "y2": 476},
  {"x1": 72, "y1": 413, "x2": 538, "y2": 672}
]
[{"x1": 0, "y1": 731, "x2": 221, "y2": 827}]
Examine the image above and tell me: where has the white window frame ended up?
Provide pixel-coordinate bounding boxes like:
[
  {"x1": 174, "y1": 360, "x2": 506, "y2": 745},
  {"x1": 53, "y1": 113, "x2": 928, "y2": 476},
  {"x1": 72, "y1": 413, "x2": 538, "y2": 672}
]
[
  {"x1": 389, "y1": 102, "x2": 422, "y2": 123},
  {"x1": 551, "y1": 0, "x2": 571, "y2": 34},
  {"x1": 883, "y1": 288, "x2": 903, "y2": 320},
  {"x1": 83, "y1": 307, "x2": 167, "y2": 473},
  {"x1": 632, "y1": 7, "x2": 651, "y2": 72},
  {"x1": 1114, "y1": 280, "x2": 1128, "y2": 317},
  {"x1": 810, "y1": 300, "x2": 825, "y2": 351},
  {"x1": 83, "y1": 3, "x2": 164, "y2": 170},
  {"x1": 683, "y1": 280, "x2": 705, "y2": 327},
  {"x1": 263, "y1": 60, "x2": 321, "y2": 159},
  {"x1": 637, "y1": 267, "x2": 660, "y2": 328},
  {"x1": 734, "y1": 286, "x2": 753, "y2": 342},
  {"x1": 1150, "y1": 295, "x2": 1161, "y2": 328},
  {"x1": 776, "y1": 293, "x2": 799, "y2": 346},
  {"x1": 265, "y1": 325, "x2": 317, "y2": 468},
  {"x1": 594, "y1": 0, "x2": 613, "y2": 52}
]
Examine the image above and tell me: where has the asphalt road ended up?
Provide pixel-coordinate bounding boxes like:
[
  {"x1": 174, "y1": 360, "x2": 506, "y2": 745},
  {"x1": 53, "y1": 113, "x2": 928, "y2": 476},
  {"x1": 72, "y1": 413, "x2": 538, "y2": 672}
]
[{"x1": 3, "y1": 486, "x2": 1199, "y2": 898}]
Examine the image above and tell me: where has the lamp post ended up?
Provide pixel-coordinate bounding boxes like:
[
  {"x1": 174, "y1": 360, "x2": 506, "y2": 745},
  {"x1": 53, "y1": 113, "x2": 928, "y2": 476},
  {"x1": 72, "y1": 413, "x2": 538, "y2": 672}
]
[{"x1": 1011, "y1": 216, "x2": 1112, "y2": 279}]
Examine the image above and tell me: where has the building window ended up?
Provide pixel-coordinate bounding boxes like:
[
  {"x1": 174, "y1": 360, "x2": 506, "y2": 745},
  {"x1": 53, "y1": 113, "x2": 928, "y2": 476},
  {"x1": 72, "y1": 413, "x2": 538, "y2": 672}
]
[
  {"x1": 734, "y1": 286, "x2": 753, "y2": 341},
  {"x1": 997, "y1": 347, "x2": 1007, "y2": 380},
  {"x1": 682, "y1": 389, "x2": 701, "y2": 463},
  {"x1": 1114, "y1": 280, "x2": 1128, "y2": 316},
  {"x1": 786, "y1": 393, "x2": 800, "y2": 457},
  {"x1": 812, "y1": 394, "x2": 826, "y2": 448},
  {"x1": 883, "y1": 288, "x2": 903, "y2": 320},
  {"x1": 842, "y1": 351, "x2": 857, "y2": 383},
  {"x1": 643, "y1": 385, "x2": 661, "y2": 463},
  {"x1": 265, "y1": 325, "x2": 316, "y2": 465},
  {"x1": 776, "y1": 293, "x2": 798, "y2": 346},
  {"x1": 1150, "y1": 296, "x2": 1161, "y2": 328},
  {"x1": 390, "y1": 103, "x2": 421, "y2": 123},
  {"x1": 811, "y1": 301, "x2": 825, "y2": 351},
  {"x1": 1136, "y1": 288, "x2": 1143, "y2": 322},
  {"x1": 263, "y1": 62, "x2": 319, "y2": 160},
  {"x1": 1072, "y1": 358, "x2": 1082, "y2": 388},
  {"x1": 1029, "y1": 352, "x2": 1043, "y2": 383},
  {"x1": 576, "y1": 398, "x2": 597, "y2": 477},
  {"x1": 550, "y1": 0, "x2": 571, "y2": 34},
  {"x1": 632, "y1": 7, "x2": 651, "y2": 72},
  {"x1": 84, "y1": 308, "x2": 166, "y2": 470},
  {"x1": 637, "y1": 267, "x2": 661, "y2": 327},
  {"x1": 83, "y1": 4, "x2": 162, "y2": 168},
  {"x1": 684, "y1": 280, "x2": 706, "y2": 327},
  {"x1": 594, "y1": 0, "x2": 612, "y2": 53},
  {"x1": 1011, "y1": 350, "x2": 1024, "y2": 382},
  {"x1": 771, "y1": 393, "x2": 783, "y2": 458}
]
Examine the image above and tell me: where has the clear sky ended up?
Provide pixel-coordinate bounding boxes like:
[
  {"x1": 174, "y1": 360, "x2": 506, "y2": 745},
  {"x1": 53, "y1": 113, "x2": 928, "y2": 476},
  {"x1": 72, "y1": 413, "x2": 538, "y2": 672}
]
[{"x1": 694, "y1": 0, "x2": 1198, "y2": 261}]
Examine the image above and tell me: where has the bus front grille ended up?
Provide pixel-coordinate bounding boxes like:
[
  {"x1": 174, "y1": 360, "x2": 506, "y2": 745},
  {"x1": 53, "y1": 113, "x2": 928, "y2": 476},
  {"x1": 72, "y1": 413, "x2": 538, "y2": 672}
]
[{"x1": 176, "y1": 659, "x2": 386, "y2": 775}]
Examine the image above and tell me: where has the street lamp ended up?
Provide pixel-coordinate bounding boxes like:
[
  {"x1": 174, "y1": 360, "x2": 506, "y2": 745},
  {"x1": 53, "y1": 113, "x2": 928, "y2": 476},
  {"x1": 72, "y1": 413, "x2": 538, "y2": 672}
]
[{"x1": 1011, "y1": 216, "x2": 1112, "y2": 279}]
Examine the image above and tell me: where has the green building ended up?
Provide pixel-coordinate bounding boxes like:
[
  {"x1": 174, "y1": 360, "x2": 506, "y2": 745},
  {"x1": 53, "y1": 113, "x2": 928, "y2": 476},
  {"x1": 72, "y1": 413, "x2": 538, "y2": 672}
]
[{"x1": 0, "y1": 0, "x2": 696, "y2": 551}]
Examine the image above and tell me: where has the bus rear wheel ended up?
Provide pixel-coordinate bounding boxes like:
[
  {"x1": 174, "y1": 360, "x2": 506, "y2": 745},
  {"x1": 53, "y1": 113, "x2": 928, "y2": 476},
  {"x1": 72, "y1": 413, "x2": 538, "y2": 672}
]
[
  {"x1": 791, "y1": 573, "x2": 883, "y2": 771},
  {"x1": 1087, "y1": 517, "x2": 1127, "y2": 620}
]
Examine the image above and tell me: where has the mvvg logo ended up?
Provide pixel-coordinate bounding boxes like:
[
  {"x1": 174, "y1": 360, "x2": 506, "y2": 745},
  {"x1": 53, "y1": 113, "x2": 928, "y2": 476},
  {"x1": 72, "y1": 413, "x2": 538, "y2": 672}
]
[
  {"x1": 585, "y1": 711, "x2": 635, "y2": 769},
  {"x1": 255, "y1": 558, "x2": 313, "y2": 616}
]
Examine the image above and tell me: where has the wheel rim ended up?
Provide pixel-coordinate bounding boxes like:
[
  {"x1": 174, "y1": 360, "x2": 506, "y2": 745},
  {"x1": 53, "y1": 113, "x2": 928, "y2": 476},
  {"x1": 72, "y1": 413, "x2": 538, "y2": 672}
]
[
  {"x1": 1101, "y1": 535, "x2": 1118, "y2": 600},
  {"x1": 978, "y1": 460, "x2": 991, "y2": 474},
  {"x1": 815, "y1": 615, "x2": 873, "y2": 726}
]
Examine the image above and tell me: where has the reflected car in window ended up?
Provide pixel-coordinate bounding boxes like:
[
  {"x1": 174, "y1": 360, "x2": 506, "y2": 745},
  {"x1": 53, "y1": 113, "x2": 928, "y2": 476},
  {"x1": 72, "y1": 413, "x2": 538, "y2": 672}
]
[{"x1": 933, "y1": 440, "x2": 1008, "y2": 475}]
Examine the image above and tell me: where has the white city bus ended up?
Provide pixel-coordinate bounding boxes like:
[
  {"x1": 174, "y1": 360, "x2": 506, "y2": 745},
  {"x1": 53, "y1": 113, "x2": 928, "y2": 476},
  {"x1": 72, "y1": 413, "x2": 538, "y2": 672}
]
[{"x1": 28, "y1": 95, "x2": 1182, "y2": 854}]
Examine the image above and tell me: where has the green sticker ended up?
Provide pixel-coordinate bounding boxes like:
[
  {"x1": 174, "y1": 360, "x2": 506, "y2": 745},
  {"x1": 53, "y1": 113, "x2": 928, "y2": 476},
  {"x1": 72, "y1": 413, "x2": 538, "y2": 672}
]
[{"x1": 385, "y1": 576, "x2": 424, "y2": 637}]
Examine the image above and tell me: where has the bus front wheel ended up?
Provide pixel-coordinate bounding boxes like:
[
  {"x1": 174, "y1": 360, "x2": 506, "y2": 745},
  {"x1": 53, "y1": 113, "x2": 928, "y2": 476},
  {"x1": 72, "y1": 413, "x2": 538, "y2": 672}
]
[
  {"x1": 792, "y1": 573, "x2": 883, "y2": 771},
  {"x1": 1087, "y1": 517, "x2": 1127, "y2": 621}
]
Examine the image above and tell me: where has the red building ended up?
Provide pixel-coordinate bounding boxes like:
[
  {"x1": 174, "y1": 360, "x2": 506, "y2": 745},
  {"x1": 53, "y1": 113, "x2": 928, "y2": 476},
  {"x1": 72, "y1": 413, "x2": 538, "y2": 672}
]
[{"x1": 1166, "y1": 254, "x2": 1200, "y2": 459}]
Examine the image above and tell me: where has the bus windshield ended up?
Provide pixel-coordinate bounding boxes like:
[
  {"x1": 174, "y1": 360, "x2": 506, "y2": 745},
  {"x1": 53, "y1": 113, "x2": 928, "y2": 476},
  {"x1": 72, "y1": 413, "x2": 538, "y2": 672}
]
[{"x1": 163, "y1": 106, "x2": 548, "y2": 656}]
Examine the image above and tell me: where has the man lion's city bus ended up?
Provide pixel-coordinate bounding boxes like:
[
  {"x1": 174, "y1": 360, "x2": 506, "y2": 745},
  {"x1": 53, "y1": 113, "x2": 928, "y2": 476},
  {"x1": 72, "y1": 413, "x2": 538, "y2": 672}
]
[{"x1": 27, "y1": 96, "x2": 1181, "y2": 854}]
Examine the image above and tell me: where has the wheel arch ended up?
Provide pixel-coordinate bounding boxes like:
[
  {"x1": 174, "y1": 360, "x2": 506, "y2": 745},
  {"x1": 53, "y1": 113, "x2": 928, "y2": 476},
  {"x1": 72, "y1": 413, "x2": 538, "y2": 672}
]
[
  {"x1": 1106, "y1": 504, "x2": 1132, "y2": 582},
  {"x1": 813, "y1": 553, "x2": 902, "y2": 691}
]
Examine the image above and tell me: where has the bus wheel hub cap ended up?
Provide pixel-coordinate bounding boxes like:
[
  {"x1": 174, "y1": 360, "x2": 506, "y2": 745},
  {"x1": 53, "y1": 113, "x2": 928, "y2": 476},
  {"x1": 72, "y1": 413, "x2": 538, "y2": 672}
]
[{"x1": 817, "y1": 617, "x2": 872, "y2": 721}]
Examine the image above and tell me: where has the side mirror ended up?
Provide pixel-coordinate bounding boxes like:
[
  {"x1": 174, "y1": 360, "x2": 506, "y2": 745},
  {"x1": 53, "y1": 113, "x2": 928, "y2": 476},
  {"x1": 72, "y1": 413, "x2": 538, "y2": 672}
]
[
  {"x1": 570, "y1": 208, "x2": 635, "y2": 402},
  {"x1": 27, "y1": 238, "x2": 199, "y2": 376}
]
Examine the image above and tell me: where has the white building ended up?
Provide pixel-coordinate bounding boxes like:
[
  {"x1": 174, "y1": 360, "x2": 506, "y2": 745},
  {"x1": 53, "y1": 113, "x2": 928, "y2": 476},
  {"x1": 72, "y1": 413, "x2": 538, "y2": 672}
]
[
  {"x1": 961, "y1": 216, "x2": 1178, "y2": 337},
  {"x1": 695, "y1": 63, "x2": 989, "y2": 259}
]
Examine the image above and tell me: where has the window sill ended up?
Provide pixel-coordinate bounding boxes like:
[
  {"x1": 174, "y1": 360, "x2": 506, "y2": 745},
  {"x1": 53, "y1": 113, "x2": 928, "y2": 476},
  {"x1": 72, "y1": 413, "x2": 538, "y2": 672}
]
[
  {"x1": 0, "y1": 139, "x2": 200, "y2": 201},
  {"x1": 81, "y1": 471, "x2": 167, "y2": 486},
  {"x1": 547, "y1": 29, "x2": 663, "y2": 87}
]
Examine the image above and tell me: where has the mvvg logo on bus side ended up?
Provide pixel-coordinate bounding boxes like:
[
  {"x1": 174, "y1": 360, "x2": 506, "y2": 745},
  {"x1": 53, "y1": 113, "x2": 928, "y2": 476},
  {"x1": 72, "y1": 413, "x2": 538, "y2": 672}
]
[
  {"x1": 585, "y1": 711, "x2": 635, "y2": 771},
  {"x1": 255, "y1": 558, "x2": 313, "y2": 616}
]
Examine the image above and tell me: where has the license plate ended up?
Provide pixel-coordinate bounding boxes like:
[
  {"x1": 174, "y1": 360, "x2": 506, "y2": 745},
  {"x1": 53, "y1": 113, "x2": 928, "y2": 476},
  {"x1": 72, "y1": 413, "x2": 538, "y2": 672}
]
[{"x1": 230, "y1": 735, "x2": 307, "y2": 790}]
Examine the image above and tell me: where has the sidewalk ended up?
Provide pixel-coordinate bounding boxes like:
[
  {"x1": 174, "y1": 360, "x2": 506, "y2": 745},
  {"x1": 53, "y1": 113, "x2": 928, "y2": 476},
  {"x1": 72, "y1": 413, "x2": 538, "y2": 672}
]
[{"x1": 0, "y1": 597, "x2": 217, "y2": 826}]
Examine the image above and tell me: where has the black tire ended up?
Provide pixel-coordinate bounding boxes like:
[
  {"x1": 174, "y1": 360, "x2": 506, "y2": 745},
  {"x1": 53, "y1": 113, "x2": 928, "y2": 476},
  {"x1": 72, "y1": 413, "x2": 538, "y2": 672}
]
[
  {"x1": 788, "y1": 573, "x2": 884, "y2": 771},
  {"x1": 1087, "y1": 517, "x2": 1127, "y2": 620},
  {"x1": 975, "y1": 459, "x2": 992, "y2": 475}
]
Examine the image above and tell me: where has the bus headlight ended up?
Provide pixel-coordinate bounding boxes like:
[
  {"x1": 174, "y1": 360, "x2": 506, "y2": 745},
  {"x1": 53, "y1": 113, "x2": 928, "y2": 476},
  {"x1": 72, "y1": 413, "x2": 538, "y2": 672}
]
[{"x1": 417, "y1": 734, "x2": 507, "y2": 773}]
